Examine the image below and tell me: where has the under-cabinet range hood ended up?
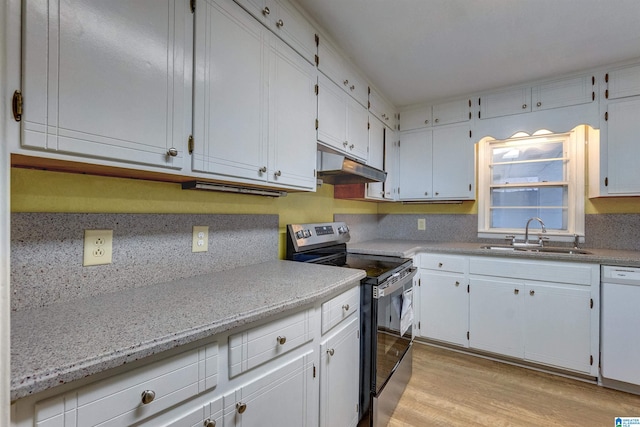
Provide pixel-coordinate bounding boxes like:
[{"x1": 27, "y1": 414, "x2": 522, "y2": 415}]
[{"x1": 316, "y1": 151, "x2": 386, "y2": 185}]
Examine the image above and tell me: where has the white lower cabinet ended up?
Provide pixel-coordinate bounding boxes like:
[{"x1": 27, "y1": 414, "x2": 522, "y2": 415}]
[
  {"x1": 17, "y1": 285, "x2": 361, "y2": 427},
  {"x1": 223, "y1": 352, "x2": 317, "y2": 427},
  {"x1": 319, "y1": 317, "x2": 360, "y2": 427}
]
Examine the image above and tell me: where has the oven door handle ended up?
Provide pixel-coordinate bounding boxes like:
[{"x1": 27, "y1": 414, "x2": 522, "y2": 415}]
[{"x1": 374, "y1": 267, "x2": 417, "y2": 298}]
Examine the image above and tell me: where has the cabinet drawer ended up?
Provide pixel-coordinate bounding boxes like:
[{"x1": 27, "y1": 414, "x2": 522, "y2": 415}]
[
  {"x1": 420, "y1": 253, "x2": 467, "y2": 273},
  {"x1": 469, "y1": 257, "x2": 597, "y2": 286},
  {"x1": 321, "y1": 286, "x2": 360, "y2": 334},
  {"x1": 229, "y1": 308, "x2": 314, "y2": 377},
  {"x1": 35, "y1": 343, "x2": 219, "y2": 427}
]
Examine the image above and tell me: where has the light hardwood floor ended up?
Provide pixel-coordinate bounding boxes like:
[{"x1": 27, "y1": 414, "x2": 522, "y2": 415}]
[{"x1": 389, "y1": 342, "x2": 640, "y2": 426}]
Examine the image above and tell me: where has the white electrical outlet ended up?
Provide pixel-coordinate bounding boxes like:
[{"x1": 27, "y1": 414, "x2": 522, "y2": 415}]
[
  {"x1": 83, "y1": 229, "x2": 113, "y2": 266},
  {"x1": 418, "y1": 218, "x2": 426, "y2": 230},
  {"x1": 192, "y1": 226, "x2": 209, "y2": 253}
]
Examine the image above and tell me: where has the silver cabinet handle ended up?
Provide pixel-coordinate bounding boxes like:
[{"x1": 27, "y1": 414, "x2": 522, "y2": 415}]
[
  {"x1": 343, "y1": 141, "x2": 348, "y2": 147},
  {"x1": 277, "y1": 335, "x2": 287, "y2": 345},
  {"x1": 276, "y1": 19, "x2": 284, "y2": 28},
  {"x1": 262, "y1": 6, "x2": 270, "y2": 15},
  {"x1": 327, "y1": 348, "x2": 335, "y2": 356},
  {"x1": 530, "y1": 290, "x2": 535, "y2": 296},
  {"x1": 342, "y1": 304, "x2": 350, "y2": 311},
  {"x1": 141, "y1": 390, "x2": 156, "y2": 405},
  {"x1": 349, "y1": 144, "x2": 354, "y2": 149},
  {"x1": 454, "y1": 281, "x2": 460, "y2": 287},
  {"x1": 424, "y1": 119, "x2": 429, "y2": 124},
  {"x1": 274, "y1": 170, "x2": 281, "y2": 177},
  {"x1": 343, "y1": 79, "x2": 349, "y2": 86},
  {"x1": 258, "y1": 166, "x2": 267, "y2": 173},
  {"x1": 236, "y1": 402, "x2": 247, "y2": 414},
  {"x1": 167, "y1": 147, "x2": 178, "y2": 157},
  {"x1": 514, "y1": 289, "x2": 519, "y2": 295},
  {"x1": 204, "y1": 419, "x2": 216, "y2": 427},
  {"x1": 537, "y1": 101, "x2": 542, "y2": 107},
  {"x1": 435, "y1": 118, "x2": 439, "y2": 123},
  {"x1": 522, "y1": 104, "x2": 527, "y2": 109},
  {"x1": 350, "y1": 85, "x2": 355, "y2": 91}
]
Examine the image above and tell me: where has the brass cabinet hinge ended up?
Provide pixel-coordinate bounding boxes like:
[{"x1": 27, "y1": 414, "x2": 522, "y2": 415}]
[
  {"x1": 314, "y1": 34, "x2": 319, "y2": 46},
  {"x1": 590, "y1": 355, "x2": 593, "y2": 366},
  {"x1": 478, "y1": 97, "x2": 481, "y2": 106},
  {"x1": 314, "y1": 84, "x2": 318, "y2": 95},
  {"x1": 467, "y1": 331, "x2": 470, "y2": 340},
  {"x1": 368, "y1": 101, "x2": 370, "y2": 109},
  {"x1": 313, "y1": 364, "x2": 316, "y2": 378},
  {"x1": 592, "y1": 76, "x2": 595, "y2": 86},
  {"x1": 590, "y1": 298, "x2": 593, "y2": 309},
  {"x1": 469, "y1": 130, "x2": 472, "y2": 138},
  {"x1": 188, "y1": 135, "x2": 194, "y2": 154},
  {"x1": 605, "y1": 73, "x2": 609, "y2": 83},
  {"x1": 418, "y1": 321, "x2": 421, "y2": 329},
  {"x1": 605, "y1": 177, "x2": 609, "y2": 187},
  {"x1": 315, "y1": 119, "x2": 319, "y2": 130},
  {"x1": 418, "y1": 278, "x2": 421, "y2": 286},
  {"x1": 12, "y1": 90, "x2": 23, "y2": 122},
  {"x1": 467, "y1": 284, "x2": 470, "y2": 293},
  {"x1": 605, "y1": 89, "x2": 609, "y2": 99},
  {"x1": 469, "y1": 184, "x2": 472, "y2": 192},
  {"x1": 468, "y1": 111, "x2": 472, "y2": 120},
  {"x1": 190, "y1": 0, "x2": 195, "y2": 13},
  {"x1": 368, "y1": 86, "x2": 371, "y2": 95},
  {"x1": 605, "y1": 111, "x2": 608, "y2": 121},
  {"x1": 468, "y1": 99, "x2": 472, "y2": 107},
  {"x1": 592, "y1": 91, "x2": 595, "y2": 101},
  {"x1": 367, "y1": 122, "x2": 370, "y2": 130},
  {"x1": 314, "y1": 54, "x2": 319, "y2": 66},
  {"x1": 478, "y1": 111, "x2": 481, "y2": 119}
]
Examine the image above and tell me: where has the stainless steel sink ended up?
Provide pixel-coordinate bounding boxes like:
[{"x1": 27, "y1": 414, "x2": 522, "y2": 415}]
[{"x1": 480, "y1": 245, "x2": 592, "y2": 255}]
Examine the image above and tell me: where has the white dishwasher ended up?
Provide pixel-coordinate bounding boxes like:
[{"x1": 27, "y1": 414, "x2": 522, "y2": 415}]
[{"x1": 601, "y1": 265, "x2": 640, "y2": 386}]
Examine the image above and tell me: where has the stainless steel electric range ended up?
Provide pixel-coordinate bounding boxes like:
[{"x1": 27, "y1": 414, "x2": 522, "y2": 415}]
[{"x1": 286, "y1": 222, "x2": 416, "y2": 427}]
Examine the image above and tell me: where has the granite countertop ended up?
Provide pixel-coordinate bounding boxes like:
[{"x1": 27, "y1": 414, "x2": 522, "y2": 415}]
[
  {"x1": 10, "y1": 260, "x2": 365, "y2": 401},
  {"x1": 348, "y1": 239, "x2": 640, "y2": 267}
]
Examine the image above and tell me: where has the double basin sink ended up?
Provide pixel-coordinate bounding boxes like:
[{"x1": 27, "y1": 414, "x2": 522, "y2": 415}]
[{"x1": 480, "y1": 244, "x2": 592, "y2": 255}]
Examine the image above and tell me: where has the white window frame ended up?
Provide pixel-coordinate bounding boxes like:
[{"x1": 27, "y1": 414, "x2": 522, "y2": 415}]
[{"x1": 477, "y1": 127, "x2": 585, "y2": 242}]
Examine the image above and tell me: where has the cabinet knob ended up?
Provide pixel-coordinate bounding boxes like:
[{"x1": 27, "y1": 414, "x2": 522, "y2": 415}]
[
  {"x1": 343, "y1": 141, "x2": 349, "y2": 147},
  {"x1": 258, "y1": 166, "x2": 267, "y2": 173},
  {"x1": 536, "y1": 101, "x2": 542, "y2": 107},
  {"x1": 167, "y1": 147, "x2": 178, "y2": 157},
  {"x1": 382, "y1": 113, "x2": 387, "y2": 118},
  {"x1": 236, "y1": 402, "x2": 247, "y2": 414},
  {"x1": 276, "y1": 335, "x2": 287, "y2": 345},
  {"x1": 424, "y1": 119, "x2": 429, "y2": 124},
  {"x1": 262, "y1": 6, "x2": 270, "y2": 15},
  {"x1": 350, "y1": 85, "x2": 355, "y2": 91},
  {"x1": 274, "y1": 170, "x2": 281, "y2": 177},
  {"x1": 435, "y1": 118, "x2": 439, "y2": 123},
  {"x1": 342, "y1": 304, "x2": 350, "y2": 311},
  {"x1": 514, "y1": 289, "x2": 519, "y2": 295},
  {"x1": 327, "y1": 348, "x2": 335, "y2": 356},
  {"x1": 204, "y1": 419, "x2": 216, "y2": 427},
  {"x1": 276, "y1": 19, "x2": 284, "y2": 28},
  {"x1": 349, "y1": 144, "x2": 355, "y2": 149},
  {"x1": 435, "y1": 192, "x2": 439, "y2": 196},
  {"x1": 343, "y1": 79, "x2": 349, "y2": 86},
  {"x1": 454, "y1": 281, "x2": 460, "y2": 286},
  {"x1": 530, "y1": 290, "x2": 535, "y2": 296},
  {"x1": 424, "y1": 191, "x2": 429, "y2": 196},
  {"x1": 141, "y1": 390, "x2": 156, "y2": 405},
  {"x1": 438, "y1": 262, "x2": 443, "y2": 268},
  {"x1": 522, "y1": 104, "x2": 527, "y2": 109}
]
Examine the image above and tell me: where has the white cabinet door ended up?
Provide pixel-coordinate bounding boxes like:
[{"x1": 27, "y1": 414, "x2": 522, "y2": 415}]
[
  {"x1": 317, "y1": 36, "x2": 368, "y2": 106},
  {"x1": 607, "y1": 63, "x2": 640, "y2": 100},
  {"x1": 192, "y1": 0, "x2": 267, "y2": 179},
  {"x1": 399, "y1": 105, "x2": 431, "y2": 130},
  {"x1": 347, "y1": 96, "x2": 370, "y2": 162},
  {"x1": 22, "y1": 0, "x2": 191, "y2": 170},
  {"x1": 431, "y1": 125, "x2": 474, "y2": 199},
  {"x1": 432, "y1": 99, "x2": 471, "y2": 126},
  {"x1": 366, "y1": 116, "x2": 385, "y2": 200},
  {"x1": 317, "y1": 73, "x2": 348, "y2": 152},
  {"x1": 523, "y1": 282, "x2": 593, "y2": 373},
  {"x1": 383, "y1": 132, "x2": 399, "y2": 200},
  {"x1": 532, "y1": 75, "x2": 594, "y2": 111},
  {"x1": 369, "y1": 87, "x2": 395, "y2": 129},
  {"x1": 419, "y1": 271, "x2": 468, "y2": 347},
  {"x1": 268, "y1": 37, "x2": 317, "y2": 190},
  {"x1": 469, "y1": 277, "x2": 524, "y2": 359},
  {"x1": 479, "y1": 87, "x2": 531, "y2": 119},
  {"x1": 398, "y1": 129, "x2": 432, "y2": 200},
  {"x1": 223, "y1": 352, "x2": 317, "y2": 427},
  {"x1": 319, "y1": 317, "x2": 360, "y2": 427},
  {"x1": 605, "y1": 98, "x2": 640, "y2": 194}
]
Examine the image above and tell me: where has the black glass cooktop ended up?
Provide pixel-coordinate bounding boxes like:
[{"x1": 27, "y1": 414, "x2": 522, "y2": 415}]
[{"x1": 343, "y1": 254, "x2": 409, "y2": 278}]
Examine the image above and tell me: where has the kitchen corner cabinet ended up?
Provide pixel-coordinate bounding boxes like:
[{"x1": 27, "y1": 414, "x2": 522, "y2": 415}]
[
  {"x1": 468, "y1": 257, "x2": 599, "y2": 375},
  {"x1": 398, "y1": 124, "x2": 474, "y2": 201},
  {"x1": 192, "y1": 0, "x2": 317, "y2": 191},
  {"x1": 416, "y1": 254, "x2": 469, "y2": 347},
  {"x1": 233, "y1": 0, "x2": 317, "y2": 64},
  {"x1": 317, "y1": 73, "x2": 369, "y2": 162},
  {"x1": 19, "y1": 0, "x2": 192, "y2": 171},
  {"x1": 589, "y1": 63, "x2": 640, "y2": 197}
]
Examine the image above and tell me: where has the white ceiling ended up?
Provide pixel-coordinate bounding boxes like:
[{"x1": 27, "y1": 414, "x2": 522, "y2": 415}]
[{"x1": 292, "y1": 0, "x2": 640, "y2": 107}]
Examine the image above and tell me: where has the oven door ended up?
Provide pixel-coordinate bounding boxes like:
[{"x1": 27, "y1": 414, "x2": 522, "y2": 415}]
[{"x1": 373, "y1": 268, "x2": 416, "y2": 395}]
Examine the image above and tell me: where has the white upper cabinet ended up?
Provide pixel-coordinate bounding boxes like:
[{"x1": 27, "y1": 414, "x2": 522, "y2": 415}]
[
  {"x1": 233, "y1": 0, "x2": 317, "y2": 64},
  {"x1": 531, "y1": 75, "x2": 594, "y2": 111},
  {"x1": 317, "y1": 73, "x2": 369, "y2": 162},
  {"x1": 432, "y1": 98, "x2": 472, "y2": 126},
  {"x1": 193, "y1": 0, "x2": 316, "y2": 190},
  {"x1": 365, "y1": 115, "x2": 385, "y2": 200},
  {"x1": 368, "y1": 87, "x2": 396, "y2": 129},
  {"x1": 317, "y1": 36, "x2": 368, "y2": 107},
  {"x1": 398, "y1": 129, "x2": 432, "y2": 199},
  {"x1": 399, "y1": 105, "x2": 431, "y2": 131},
  {"x1": 605, "y1": 63, "x2": 640, "y2": 100},
  {"x1": 20, "y1": 0, "x2": 192, "y2": 170},
  {"x1": 479, "y1": 87, "x2": 531, "y2": 119}
]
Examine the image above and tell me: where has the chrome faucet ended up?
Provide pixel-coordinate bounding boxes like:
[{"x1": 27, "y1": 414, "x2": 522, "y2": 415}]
[{"x1": 524, "y1": 217, "x2": 546, "y2": 245}]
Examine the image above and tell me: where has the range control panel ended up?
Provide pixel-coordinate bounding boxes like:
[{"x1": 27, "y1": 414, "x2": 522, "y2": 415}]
[{"x1": 287, "y1": 222, "x2": 350, "y2": 252}]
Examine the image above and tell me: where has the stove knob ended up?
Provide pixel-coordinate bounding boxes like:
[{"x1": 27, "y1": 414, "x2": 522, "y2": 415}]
[
  {"x1": 304, "y1": 229, "x2": 312, "y2": 238},
  {"x1": 295, "y1": 230, "x2": 304, "y2": 239}
]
